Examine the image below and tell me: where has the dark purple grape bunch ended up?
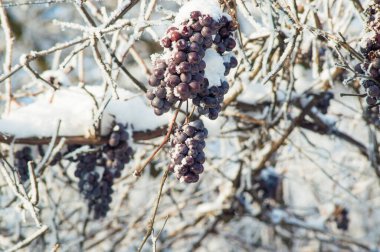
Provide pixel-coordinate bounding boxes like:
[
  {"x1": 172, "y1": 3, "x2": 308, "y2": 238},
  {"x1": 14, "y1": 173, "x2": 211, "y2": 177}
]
[
  {"x1": 88, "y1": 170, "x2": 114, "y2": 219},
  {"x1": 147, "y1": 11, "x2": 237, "y2": 116},
  {"x1": 14, "y1": 147, "x2": 33, "y2": 182},
  {"x1": 102, "y1": 123, "x2": 133, "y2": 179},
  {"x1": 334, "y1": 207, "x2": 350, "y2": 231},
  {"x1": 191, "y1": 18, "x2": 238, "y2": 120},
  {"x1": 146, "y1": 59, "x2": 178, "y2": 116},
  {"x1": 353, "y1": 1, "x2": 380, "y2": 107},
  {"x1": 253, "y1": 168, "x2": 280, "y2": 201},
  {"x1": 213, "y1": 16, "x2": 238, "y2": 55},
  {"x1": 75, "y1": 150, "x2": 114, "y2": 219},
  {"x1": 169, "y1": 120, "x2": 208, "y2": 183}
]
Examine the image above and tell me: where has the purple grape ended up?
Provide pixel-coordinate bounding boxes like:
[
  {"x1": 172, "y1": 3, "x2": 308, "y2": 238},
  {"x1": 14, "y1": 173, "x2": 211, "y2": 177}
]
[
  {"x1": 178, "y1": 62, "x2": 191, "y2": 73},
  {"x1": 199, "y1": 15, "x2": 213, "y2": 27},
  {"x1": 190, "y1": 32, "x2": 204, "y2": 44},
  {"x1": 180, "y1": 25, "x2": 193, "y2": 37},
  {"x1": 368, "y1": 85, "x2": 380, "y2": 97},
  {"x1": 174, "y1": 51, "x2": 187, "y2": 64},
  {"x1": 167, "y1": 75, "x2": 181, "y2": 87},
  {"x1": 201, "y1": 26, "x2": 213, "y2": 37},
  {"x1": 148, "y1": 75, "x2": 160, "y2": 87},
  {"x1": 152, "y1": 97, "x2": 164, "y2": 108},
  {"x1": 176, "y1": 39, "x2": 188, "y2": 51},
  {"x1": 170, "y1": 30, "x2": 181, "y2": 41},
  {"x1": 190, "y1": 11, "x2": 202, "y2": 20},
  {"x1": 187, "y1": 52, "x2": 200, "y2": 64},
  {"x1": 161, "y1": 37, "x2": 172, "y2": 48},
  {"x1": 180, "y1": 72, "x2": 192, "y2": 83}
]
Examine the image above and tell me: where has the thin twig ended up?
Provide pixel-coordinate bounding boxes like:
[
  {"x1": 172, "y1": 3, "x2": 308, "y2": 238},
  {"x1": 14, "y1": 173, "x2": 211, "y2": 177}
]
[
  {"x1": 137, "y1": 168, "x2": 170, "y2": 252},
  {"x1": 0, "y1": 1, "x2": 14, "y2": 114},
  {"x1": 134, "y1": 103, "x2": 182, "y2": 177},
  {"x1": 5, "y1": 225, "x2": 48, "y2": 252}
]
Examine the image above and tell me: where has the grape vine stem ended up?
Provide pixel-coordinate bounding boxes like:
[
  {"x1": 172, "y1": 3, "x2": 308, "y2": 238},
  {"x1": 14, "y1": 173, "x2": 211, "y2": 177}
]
[
  {"x1": 134, "y1": 103, "x2": 182, "y2": 177},
  {"x1": 137, "y1": 168, "x2": 170, "y2": 252}
]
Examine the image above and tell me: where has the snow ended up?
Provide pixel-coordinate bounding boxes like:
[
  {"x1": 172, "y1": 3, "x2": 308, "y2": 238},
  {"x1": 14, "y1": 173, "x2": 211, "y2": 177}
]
[
  {"x1": 0, "y1": 86, "x2": 170, "y2": 138},
  {"x1": 203, "y1": 49, "x2": 226, "y2": 87},
  {"x1": 174, "y1": 0, "x2": 231, "y2": 26}
]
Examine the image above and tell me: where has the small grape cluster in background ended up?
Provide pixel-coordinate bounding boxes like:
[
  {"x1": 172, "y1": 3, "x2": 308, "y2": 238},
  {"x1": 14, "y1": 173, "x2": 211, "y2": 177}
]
[
  {"x1": 169, "y1": 120, "x2": 207, "y2": 183},
  {"x1": 14, "y1": 147, "x2": 33, "y2": 182},
  {"x1": 71, "y1": 124, "x2": 133, "y2": 219},
  {"x1": 355, "y1": 1, "x2": 380, "y2": 107},
  {"x1": 147, "y1": 10, "x2": 238, "y2": 119},
  {"x1": 74, "y1": 151, "x2": 112, "y2": 219}
]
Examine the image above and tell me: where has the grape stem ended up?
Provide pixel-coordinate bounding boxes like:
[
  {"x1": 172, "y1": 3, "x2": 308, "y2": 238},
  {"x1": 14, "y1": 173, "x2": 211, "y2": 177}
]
[
  {"x1": 137, "y1": 168, "x2": 170, "y2": 252},
  {"x1": 134, "y1": 102, "x2": 182, "y2": 177}
]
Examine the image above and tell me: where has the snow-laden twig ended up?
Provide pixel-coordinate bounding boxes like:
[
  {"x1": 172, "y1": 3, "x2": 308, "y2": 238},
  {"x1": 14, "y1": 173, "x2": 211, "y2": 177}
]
[
  {"x1": 137, "y1": 168, "x2": 170, "y2": 252},
  {"x1": 0, "y1": 1, "x2": 14, "y2": 114},
  {"x1": 27, "y1": 161, "x2": 39, "y2": 205},
  {"x1": 36, "y1": 120, "x2": 61, "y2": 176},
  {"x1": 4, "y1": 225, "x2": 48, "y2": 252}
]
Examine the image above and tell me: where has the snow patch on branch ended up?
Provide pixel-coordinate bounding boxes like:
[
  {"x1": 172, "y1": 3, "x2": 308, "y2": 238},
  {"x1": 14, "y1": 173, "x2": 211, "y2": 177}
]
[
  {"x1": 204, "y1": 50, "x2": 226, "y2": 87},
  {"x1": 0, "y1": 86, "x2": 170, "y2": 138},
  {"x1": 174, "y1": 0, "x2": 231, "y2": 26}
]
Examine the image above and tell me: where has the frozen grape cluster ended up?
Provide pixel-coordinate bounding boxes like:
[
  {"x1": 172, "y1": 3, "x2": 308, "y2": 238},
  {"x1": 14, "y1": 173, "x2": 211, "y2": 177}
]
[
  {"x1": 102, "y1": 124, "x2": 133, "y2": 179},
  {"x1": 72, "y1": 124, "x2": 133, "y2": 219},
  {"x1": 14, "y1": 147, "x2": 33, "y2": 182},
  {"x1": 169, "y1": 120, "x2": 207, "y2": 183},
  {"x1": 74, "y1": 151, "x2": 116, "y2": 219},
  {"x1": 147, "y1": 10, "x2": 238, "y2": 117},
  {"x1": 355, "y1": 1, "x2": 380, "y2": 107}
]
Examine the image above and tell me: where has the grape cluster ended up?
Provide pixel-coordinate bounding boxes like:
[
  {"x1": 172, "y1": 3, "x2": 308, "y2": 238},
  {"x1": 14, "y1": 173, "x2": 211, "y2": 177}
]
[
  {"x1": 102, "y1": 124, "x2": 133, "y2": 179},
  {"x1": 147, "y1": 10, "x2": 237, "y2": 117},
  {"x1": 355, "y1": 1, "x2": 380, "y2": 107},
  {"x1": 334, "y1": 207, "x2": 350, "y2": 231},
  {"x1": 169, "y1": 120, "x2": 207, "y2": 183},
  {"x1": 72, "y1": 125, "x2": 133, "y2": 219},
  {"x1": 74, "y1": 151, "x2": 114, "y2": 219},
  {"x1": 14, "y1": 147, "x2": 33, "y2": 182},
  {"x1": 253, "y1": 168, "x2": 279, "y2": 201}
]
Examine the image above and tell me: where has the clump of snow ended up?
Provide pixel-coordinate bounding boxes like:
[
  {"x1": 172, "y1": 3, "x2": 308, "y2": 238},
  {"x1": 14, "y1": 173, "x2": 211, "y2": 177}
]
[
  {"x1": 237, "y1": 73, "x2": 271, "y2": 103},
  {"x1": 40, "y1": 70, "x2": 71, "y2": 87},
  {"x1": 0, "y1": 86, "x2": 170, "y2": 138},
  {"x1": 174, "y1": 0, "x2": 231, "y2": 26},
  {"x1": 204, "y1": 49, "x2": 226, "y2": 87}
]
